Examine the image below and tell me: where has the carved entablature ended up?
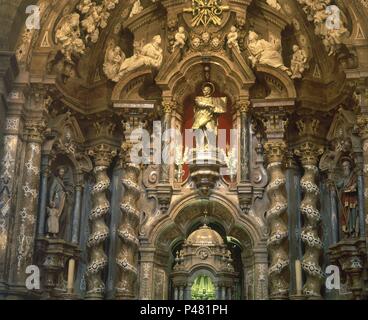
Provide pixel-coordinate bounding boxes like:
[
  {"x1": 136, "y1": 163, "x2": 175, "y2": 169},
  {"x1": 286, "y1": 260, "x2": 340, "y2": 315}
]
[{"x1": 44, "y1": 111, "x2": 92, "y2": 175}]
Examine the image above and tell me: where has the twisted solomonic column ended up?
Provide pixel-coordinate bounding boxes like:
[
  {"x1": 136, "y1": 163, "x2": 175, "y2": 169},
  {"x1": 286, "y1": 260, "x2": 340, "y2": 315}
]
[
  {"x1": 86, "y1": 144, "x2": 117, "y2": 299},
  {"x1": 264, "y1": 141, "x2": 289, "y2": 299},
  {"x1": 295, "y1": 142, "x2": 324, "y2": 298},
  {"x1": 116, "y1": 142, "x2": 141, "y2": 299}
]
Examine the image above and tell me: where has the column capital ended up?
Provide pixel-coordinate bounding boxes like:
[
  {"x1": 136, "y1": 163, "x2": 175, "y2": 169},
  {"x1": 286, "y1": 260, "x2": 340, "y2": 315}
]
[
  {"x1": 24, "y1": 119, "x2": 47, "y2": 143},
  {"x1": 294, "y1": 141, "x2": 324, "y2": 166},
  {"x1": 264, "y1": 140, "x2": 286, "y2": 163},
  {"x1": 162, "y1": 101, "x2": 176, "y2": 114},
  {"x1": 88, "y1": 144, "x2": 117, "y2": 167},
  {"x1": 236, "y1": 100, "x2": 250, "y2": 114}
]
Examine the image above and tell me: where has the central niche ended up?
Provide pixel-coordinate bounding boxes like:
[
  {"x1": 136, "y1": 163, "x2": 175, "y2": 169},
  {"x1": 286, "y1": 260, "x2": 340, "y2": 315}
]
[
  {"x1": 171, "y1": 221, "x2": 239, "y2": 300},
  {"x1": 191, "y1": 275, "x2": 216, "y2": 300}
]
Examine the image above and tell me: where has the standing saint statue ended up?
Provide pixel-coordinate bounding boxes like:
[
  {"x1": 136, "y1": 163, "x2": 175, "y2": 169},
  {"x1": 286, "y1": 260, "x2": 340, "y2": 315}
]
[
  {"x1": 47, "y1": 166, "x2": 68, "y2": 238},
  {"x1": 336, "y1": 159, "x2": 359, "y2": 238},
  {"x1": 192, "y1": 82, "x2": 227, "y2": 149}
]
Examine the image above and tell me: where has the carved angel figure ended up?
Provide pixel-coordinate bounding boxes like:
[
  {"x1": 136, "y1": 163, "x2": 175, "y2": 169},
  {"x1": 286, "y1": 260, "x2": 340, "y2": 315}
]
[
  {"x1": 119, "y1": 35, "x2": 163, "y2": 77},
  {"x1": 172, "y1": 26, "x2": 187, "y2": 52},
  {"x1": 291, "y1": 45, "x2": 308, "y2": 79},
  {"x1": 55, "y1": 13, "x2": 86, "y2": 62},
  {"x1": 103, "y1": 39, "x2": 124, "y2": 82},
  {"x1": 81, "y1": 4, "x2": 103, "y2": 43},
  {"x1": 266, "y1": 0, "x2": 281, "y2": 11},
  {"x1": 297, "y1": 0, "x2": 348, "y2": 56},
  {"x1": 104, "y1": 0, "x2": 119, "y2": 10},
  {"x1": 77, "y1": 0, "x2": 93, "y2": 14},
  {"x1": 247, "y1": 31, "x2": 291, "y2": 75},
  {"x1": 227, "y1": 26, "x2": 240, "y2": 52},
  {"x1": 129, "y1": 0, "x2": 143, "y2": 18},
  {"x1": 103, "y1": 35, "x2": 163, "y2": 82}
]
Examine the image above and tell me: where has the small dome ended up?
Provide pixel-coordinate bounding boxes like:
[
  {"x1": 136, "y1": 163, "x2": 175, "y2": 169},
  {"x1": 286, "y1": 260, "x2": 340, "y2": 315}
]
[{"x1": 186, "y1": 225, "x2": 224, "y2": 246}]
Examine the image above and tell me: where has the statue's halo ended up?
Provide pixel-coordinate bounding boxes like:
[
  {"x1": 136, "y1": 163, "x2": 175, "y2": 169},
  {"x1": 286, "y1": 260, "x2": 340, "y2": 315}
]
[{"x1": 201, "y1": 82, "x2": 215, "y2": 95}]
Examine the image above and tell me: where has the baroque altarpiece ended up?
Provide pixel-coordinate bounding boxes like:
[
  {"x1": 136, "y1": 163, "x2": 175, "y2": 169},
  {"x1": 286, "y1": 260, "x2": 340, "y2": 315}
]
[{"x1": 0, "y1": 0, "x2": 368, "y2": 300}]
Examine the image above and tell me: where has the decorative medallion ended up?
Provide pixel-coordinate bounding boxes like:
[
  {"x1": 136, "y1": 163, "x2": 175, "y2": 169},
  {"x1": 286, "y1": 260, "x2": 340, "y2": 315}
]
[{"x1": 184, "y1": 0, "x2": 229, "y2": 28}]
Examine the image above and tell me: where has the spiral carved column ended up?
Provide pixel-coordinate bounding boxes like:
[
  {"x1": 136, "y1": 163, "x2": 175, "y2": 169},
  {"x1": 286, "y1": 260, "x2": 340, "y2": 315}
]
[
  {"x1": 86, "y1": 144, "x2": 116, "y2": 299},
  {"x1": 295, "y1": 142, "x2": 324, "y2": 298},
  {"x1": 116, "y1": 142, "x2": 141, "y2": 299},
  {"x1": 264, "y1": 141, "x2": 289, "y2": 299}
]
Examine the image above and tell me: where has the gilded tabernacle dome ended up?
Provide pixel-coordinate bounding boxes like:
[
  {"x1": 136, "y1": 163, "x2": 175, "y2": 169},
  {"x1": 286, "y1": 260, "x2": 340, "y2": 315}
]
[{"x1": 186, "y1": 224, "x2": 224, "y2": 246}]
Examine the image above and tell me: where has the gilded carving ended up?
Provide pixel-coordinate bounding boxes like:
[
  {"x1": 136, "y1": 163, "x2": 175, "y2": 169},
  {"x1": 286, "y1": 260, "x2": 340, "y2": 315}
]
[{"x1": 183, "y1": 0, "x2": 230, "y2": 28}]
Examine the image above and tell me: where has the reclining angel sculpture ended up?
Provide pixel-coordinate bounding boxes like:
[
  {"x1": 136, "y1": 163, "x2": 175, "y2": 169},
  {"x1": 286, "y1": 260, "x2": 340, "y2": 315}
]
[
  {"x1": 247, "y1": 31, "x2": 291, "y2": 76},
  {"x1": 103, "y1": 35, "x2": 163, "y2": 82}
]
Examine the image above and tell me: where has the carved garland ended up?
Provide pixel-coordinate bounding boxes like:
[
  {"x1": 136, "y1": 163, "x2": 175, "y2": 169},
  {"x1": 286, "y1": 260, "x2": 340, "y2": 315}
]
[{"x1": 55, "y1": 0, "x2": 120, "y2": 62}]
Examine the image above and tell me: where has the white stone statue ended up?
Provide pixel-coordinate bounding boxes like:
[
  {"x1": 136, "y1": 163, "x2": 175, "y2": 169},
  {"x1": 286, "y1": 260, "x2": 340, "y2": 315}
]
[
  {"x1": 266, "y1": 0, "x2": 281, "y2": 11},
  {"x1": 130, "y1": 0, "x2": 143, "y2": 18},
  {"x1": 81, "y1": 4, "x2": 103, "y2": 43},
  {"x1": 103, "y1": 39, "x2": 124, "y2": 82},
  {"x1": 172, "y1": 26, "x2": 187, "y2": 52},
  {"x1": 77, "y1": 0, "x2": 93, "y2": 14},
  {"x1": 290, "y1": 45, "x2": 308, "y2": 79},
  {"x1": 247, "y1": 31, "x2": 291, "y2": 75},
  {"x1": 227, "y1": 26, "x2": 240, "y2": 52},
  {"x1": 119, "y1": 35, "x2": 163, "y2": 76},
  {"x1": 104, "y1": 0, "x2": 119, "y2": 10},
  {"x1": 297, "y1": 0, "x2": 348, "y2": 56},
  {"x1": 103, "y1": 35, "x2": 163, "y2": 82},
  {"x1": 55, "y1": 13, "x2": 86, "y2": 62}
]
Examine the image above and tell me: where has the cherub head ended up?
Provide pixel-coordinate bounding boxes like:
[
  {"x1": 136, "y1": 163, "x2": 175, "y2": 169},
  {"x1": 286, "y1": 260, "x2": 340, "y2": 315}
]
[
  {"x1": 293, "y1": 45, "x2": 300, "y2": 52},
  {"x1": 153, "y1": 35, "x2": 162, "y2": 45},
  {"x1": 178, "y1": 26, "x2": 185, "y2": 33},
  {"x1": 248, "y1": 31, "x2": 258, "y2": 41},
  {"x1": 230, "y1": 25, "x2": 237, "y2": 33}
]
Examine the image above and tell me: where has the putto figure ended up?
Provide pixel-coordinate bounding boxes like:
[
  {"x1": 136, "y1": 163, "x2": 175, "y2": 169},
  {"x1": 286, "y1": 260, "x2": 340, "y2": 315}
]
[
  {"x1": 172, "y1": 26, "x2": 187, "y2": 52},
  {"x1": 55, "y1": 13, "x2": 86, "y2": 62},
  {"x1": 227, "y1": 26, "x2": 240, "y2": 52},
  {"x1": 103, "y1": 39, "x2": 124, "y2": 82},
  {"x1": 130, "y1": 0, "x2": 144, "y2": 18},
  {"x1": 266, "y1": 0, "x2": 281, "y2": 11},
  {"x1": 290, "y1": 45, "x2": 308, "y2": 79}
]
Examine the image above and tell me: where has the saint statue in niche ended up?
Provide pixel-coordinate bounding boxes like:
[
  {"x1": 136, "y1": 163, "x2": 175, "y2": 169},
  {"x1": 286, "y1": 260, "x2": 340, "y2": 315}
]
[
  {"x1": 47, "y1": 166, "x2": 73, "y2": 239},
  {"x1": 192, "y1": 82, "x2": 227, "y2": 148},
  {"x1": 336, "y1": 159, "x2": 359, "y2": 239}
]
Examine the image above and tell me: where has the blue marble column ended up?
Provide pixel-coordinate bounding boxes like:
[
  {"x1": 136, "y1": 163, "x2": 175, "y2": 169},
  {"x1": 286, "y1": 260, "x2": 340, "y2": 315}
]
[
  {"x1": 357, "y1": 175, "x2": 366, "y2": 237},
  {"x1": 71, "y1": 184, "x2": 83, "y2": 244},
  {"x1": 37, "y1": 155, "x2": 51, "y2": 237},
  {"x1": 328, "y1": 181, "x2": 339, "y2": 244}
]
